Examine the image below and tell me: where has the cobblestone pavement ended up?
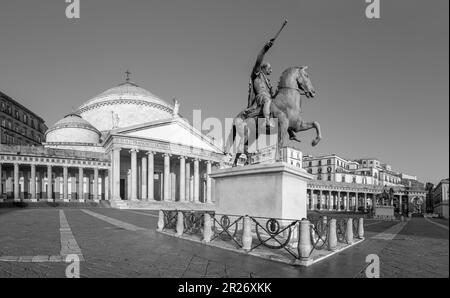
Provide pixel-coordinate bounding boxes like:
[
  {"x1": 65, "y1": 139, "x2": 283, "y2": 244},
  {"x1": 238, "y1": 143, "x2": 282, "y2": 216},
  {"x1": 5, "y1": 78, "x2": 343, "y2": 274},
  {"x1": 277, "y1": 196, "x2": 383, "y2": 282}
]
[{"x1": 0, "y1": 208, "x2": 448, "y2": 278}]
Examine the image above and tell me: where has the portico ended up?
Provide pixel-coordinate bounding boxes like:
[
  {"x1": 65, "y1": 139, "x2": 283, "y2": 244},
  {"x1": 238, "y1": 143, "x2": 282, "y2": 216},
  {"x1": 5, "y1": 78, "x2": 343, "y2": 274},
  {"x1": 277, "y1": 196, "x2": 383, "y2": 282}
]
[{"x1": 105, "y1": 117, "x2": 223, "y2": 204}]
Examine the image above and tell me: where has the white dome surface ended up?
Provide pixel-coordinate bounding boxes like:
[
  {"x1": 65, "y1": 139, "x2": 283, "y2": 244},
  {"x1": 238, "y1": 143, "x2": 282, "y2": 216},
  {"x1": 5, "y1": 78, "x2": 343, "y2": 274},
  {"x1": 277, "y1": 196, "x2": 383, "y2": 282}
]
[
  {"x1": 77, "y1": 81, "x2": 173, "y2": 132},
  {"x1": 45, "y1": 114, "x2": 101, "y2": 144}
]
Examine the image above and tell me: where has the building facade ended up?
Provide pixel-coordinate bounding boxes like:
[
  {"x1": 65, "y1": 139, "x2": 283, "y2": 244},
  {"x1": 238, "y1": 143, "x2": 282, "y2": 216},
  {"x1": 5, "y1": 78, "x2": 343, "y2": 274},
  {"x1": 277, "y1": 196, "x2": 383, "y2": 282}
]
[
  {"x1": 0, "y1": 76, "x2": 224, "y2": 208},
  {"x1": 302, "y1": 154, "x2": 426, "y2": 214},
  {"x1": 433, "y1": 178, "x2": 449, "y2": 218},
  {"x1": 0, "y1": 91, "x2": 47, "y2": 145}
]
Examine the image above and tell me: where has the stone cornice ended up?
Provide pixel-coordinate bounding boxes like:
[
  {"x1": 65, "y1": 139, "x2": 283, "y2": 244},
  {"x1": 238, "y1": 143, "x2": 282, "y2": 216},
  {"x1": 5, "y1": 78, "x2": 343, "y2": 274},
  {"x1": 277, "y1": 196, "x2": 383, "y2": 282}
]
[
  {"x1": 104, "y1": 135, "x2": 224, "y2": 162},
  {"x1": 0, "y1": 154, "x2": 110, "y2": 169}
]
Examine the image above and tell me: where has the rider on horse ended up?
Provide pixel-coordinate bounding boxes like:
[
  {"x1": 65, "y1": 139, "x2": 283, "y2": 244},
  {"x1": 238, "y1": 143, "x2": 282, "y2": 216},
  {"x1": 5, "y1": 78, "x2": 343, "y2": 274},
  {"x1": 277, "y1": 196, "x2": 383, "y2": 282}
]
[{"x1": 245, "y1": 39, "x2": 277, "y2": 128}]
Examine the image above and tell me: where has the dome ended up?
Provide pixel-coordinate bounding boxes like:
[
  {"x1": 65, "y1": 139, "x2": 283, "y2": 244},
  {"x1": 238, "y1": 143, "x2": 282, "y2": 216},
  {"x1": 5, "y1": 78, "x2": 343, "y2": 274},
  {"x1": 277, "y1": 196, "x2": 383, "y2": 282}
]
[
  {"x1": 45, "y1": 114, "x2": 101, "y2": 144},
  {"x1": 77, "y1": 79, "x2": 174, "y2": 132}
]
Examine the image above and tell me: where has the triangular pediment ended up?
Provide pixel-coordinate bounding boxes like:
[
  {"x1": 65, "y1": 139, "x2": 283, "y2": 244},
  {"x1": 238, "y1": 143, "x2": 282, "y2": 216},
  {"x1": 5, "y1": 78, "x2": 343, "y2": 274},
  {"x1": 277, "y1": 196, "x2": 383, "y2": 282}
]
[{"x1": 111, "y1": 117, "x2": 223, "y2": 153}]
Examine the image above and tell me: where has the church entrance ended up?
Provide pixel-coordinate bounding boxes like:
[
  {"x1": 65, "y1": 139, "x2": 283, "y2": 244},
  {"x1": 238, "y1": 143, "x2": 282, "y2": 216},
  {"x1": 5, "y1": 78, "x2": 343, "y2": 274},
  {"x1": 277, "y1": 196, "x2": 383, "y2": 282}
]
[
  {"x1": 154, "y1": 172, "x2": 162, "y2": 201},
  {"x1": 120, "y1": 179, "x2": 125, "y2": 200}
]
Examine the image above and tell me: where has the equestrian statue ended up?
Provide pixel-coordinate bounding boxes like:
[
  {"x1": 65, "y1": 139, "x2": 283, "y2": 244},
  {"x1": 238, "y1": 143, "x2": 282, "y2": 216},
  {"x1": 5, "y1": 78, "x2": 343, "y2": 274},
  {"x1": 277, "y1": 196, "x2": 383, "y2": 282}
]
[{"x1": 225, "y1": 20, "x2": 322, "y2": 166}]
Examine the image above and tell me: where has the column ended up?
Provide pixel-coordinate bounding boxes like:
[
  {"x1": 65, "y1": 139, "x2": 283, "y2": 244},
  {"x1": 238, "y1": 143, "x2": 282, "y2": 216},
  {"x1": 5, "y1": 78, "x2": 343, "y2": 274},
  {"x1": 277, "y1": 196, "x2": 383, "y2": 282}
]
[
  {"x1": 306, "y1": 190, "x2": 310, "y2": 209},
  {"x1": 311, "y1": 190, "x2": 315, "y2": 210},
  {"x1": 355, "y1": 192, "x2": 359, "y2": 211},
  {"x1": 179, "y1": 156, "x2": 186, "y2": 202},
  {"x1": 193, "y1": 158, "x2": 200, "y2": 202},
  {"x1": 130, "y1": 149, "x2": 138, "y2": 201},
  {"x1": 47, "y1": 165, "x2": 52, "y2": 200},
  {"x1": 63, "y1": 166, "x2": 69, "y2": 201},
  {"x1": 78, "y1": 167, "x2": 84, "y2": 201},
  {"x1": 30, "y1": 164, "x2": 36, "y2": 201},
  {"x1": 163, "y1": 153, "x2": 170, "y2": 201},
  {"x1": 141, "y1": 155, "x2": 147, "y2": 200},
  {"x1": 147, "y1": 152, "x2": 154, "y2": 200},
  {"x1": 93, "y1": 167, "x2": 99, "y2": 201},
  {"x1": 328, "y1": 191, "x2": 333, "y2": 211},
  {"x1": 337, "y1": 191, "x2": 341, "y2": 211},
  {"x1": 112, "y1": 148, "x2": 121, "y2": 200},
  {"x1": 318, "y1": 190, "x2": 322, "y2": 210},
  {"x1": 127, "y1": 170, "x2": 132, "y2": 200},
  {"x1": 206, "y1": 161, "x2": 212, "y2": 203},
  {"x1": 346, "y1": 192, "x2": 350, "y2": 211},
  {"x1": 185, "y1": 161, "x2": 191, "y2": 201},
  {"x1": 14, "y1": 163, "x2": 19, "y2": 201},
  {"x1": 105, "y1": 171, "x2": 110, "y2": 200},
  {"x1": 0, "y1": 163, "x2": 2, "y2": 198},
  {"x1": 398, "y1": 195, "x2": 403, "y2": 214}
]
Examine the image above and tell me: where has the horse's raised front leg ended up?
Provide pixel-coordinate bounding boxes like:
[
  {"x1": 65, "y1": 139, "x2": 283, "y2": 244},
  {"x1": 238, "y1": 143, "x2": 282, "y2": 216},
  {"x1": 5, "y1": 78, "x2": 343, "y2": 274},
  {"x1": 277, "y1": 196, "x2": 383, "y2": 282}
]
[
  {"x1": 294, "y1": 121, "x2": 322, "y2": 147},
  {"x1": 288, "y1": 127, "x2": 301, "y2": 143}
]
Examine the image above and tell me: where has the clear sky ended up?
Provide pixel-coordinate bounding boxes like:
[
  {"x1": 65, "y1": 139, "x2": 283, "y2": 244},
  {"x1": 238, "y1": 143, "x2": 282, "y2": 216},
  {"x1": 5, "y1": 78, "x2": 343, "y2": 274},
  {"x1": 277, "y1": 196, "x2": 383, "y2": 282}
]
[{"x1": 0, "y1": 0, "x2": 448, "y2": 184}]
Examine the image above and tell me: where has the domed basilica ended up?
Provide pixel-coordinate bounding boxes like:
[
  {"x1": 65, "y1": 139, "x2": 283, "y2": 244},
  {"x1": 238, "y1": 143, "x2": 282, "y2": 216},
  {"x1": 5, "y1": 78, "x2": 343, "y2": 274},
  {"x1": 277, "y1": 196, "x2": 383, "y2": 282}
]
[{"x1": 0, "y1": 72, "x2": 224, "y2": 208}]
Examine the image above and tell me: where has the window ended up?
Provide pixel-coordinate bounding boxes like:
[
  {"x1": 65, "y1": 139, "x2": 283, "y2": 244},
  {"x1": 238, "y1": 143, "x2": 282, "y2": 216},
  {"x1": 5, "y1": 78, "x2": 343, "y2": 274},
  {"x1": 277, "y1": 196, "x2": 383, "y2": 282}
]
[
  {"x1": 317, "y1": 175, "x2": 322, "y2": 180},
  {"x1": 352, "y1": 176, "x2": 357, "y2": 183},
  {"x1": 15, "y1": 110, "x2": 20, "y2": 119},
  {"x1": 327, "y1": 159, "x2": 331, "y2": 165},
  {"x1": 318, "y1": 160, "x2": 322, "y2": 166},
  {"x1": 309, "y1": 161, "x2": 312, "y2": 167},
  {"x1": 327, "y1": 167, "x2": 332, "y2": 173},
  {"x1": 308, "y1": 169, "x2": 312, "y2": 174},
  {"x1": 318, "y1": 167, "x2": 322, "y2": 173},
  {"x1": 327, "y1": 175, "x2": 332, "y2": 181},
  {"x1": 342, "y1": 175, "x2": 346, "y2": 182}
]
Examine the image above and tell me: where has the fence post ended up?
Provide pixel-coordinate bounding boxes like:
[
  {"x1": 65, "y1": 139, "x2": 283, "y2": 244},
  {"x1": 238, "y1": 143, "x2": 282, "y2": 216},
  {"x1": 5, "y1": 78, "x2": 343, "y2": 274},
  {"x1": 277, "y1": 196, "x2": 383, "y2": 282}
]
[
  {"x1": 202, "y1": 212, "x2": 212, "y2": 243},
  {"x1": 176, "y1": 211, "x2": 184, "y2": 237},
  {"x1": 321, "y1": 216, "x2": 328, "y2": 237},
  {"x1": 346, "y1": 218, "x2": 354, "y2": 244},
  {"x1": 296, "y1": 219, "x2": 313, "y2": 266},
  {"x1": 242, "y1": 216, "x2": 252, "y2": 251},
  {"x1": 157, "y1": 210, "x2": 164, "y2": 232},
  {"x1": 328, "y1": 218, "x2": 337, "y2": 251},
  {"x1": 358, "y1": 217, "x2": 364, "y2": 239}
]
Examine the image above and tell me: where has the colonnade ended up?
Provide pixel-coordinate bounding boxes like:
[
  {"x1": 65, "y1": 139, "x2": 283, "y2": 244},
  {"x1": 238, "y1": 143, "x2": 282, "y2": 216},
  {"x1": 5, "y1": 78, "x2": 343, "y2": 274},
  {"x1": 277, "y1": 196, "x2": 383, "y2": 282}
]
[
  {"x1": 0, "y1": 162, "x2": 108, "y2": 201},
  {"x1": 110, "y1": 148, "x2": 214, "y2": 203}
]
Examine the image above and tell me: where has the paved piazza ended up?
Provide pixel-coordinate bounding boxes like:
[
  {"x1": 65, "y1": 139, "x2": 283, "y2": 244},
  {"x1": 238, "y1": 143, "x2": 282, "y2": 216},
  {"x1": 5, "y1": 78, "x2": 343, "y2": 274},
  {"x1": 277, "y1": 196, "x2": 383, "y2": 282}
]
[{"x1": 0, "y1": 208, "x2": 447, "y2": 278}]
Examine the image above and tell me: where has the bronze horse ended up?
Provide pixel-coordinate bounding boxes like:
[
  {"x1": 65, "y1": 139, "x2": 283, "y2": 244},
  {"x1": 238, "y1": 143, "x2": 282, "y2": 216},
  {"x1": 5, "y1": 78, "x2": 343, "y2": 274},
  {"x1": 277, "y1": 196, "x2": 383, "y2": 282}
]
[{"x1": 225, "y1": 66, "x2": 322, "y2": 165}]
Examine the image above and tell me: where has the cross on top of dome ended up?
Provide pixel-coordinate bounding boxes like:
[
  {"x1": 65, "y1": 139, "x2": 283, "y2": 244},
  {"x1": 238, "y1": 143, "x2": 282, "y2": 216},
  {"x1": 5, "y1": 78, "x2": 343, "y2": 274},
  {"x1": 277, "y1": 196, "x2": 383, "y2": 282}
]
[{"x1": 118, "y1": 69, "x2": 138, "y2": 87}]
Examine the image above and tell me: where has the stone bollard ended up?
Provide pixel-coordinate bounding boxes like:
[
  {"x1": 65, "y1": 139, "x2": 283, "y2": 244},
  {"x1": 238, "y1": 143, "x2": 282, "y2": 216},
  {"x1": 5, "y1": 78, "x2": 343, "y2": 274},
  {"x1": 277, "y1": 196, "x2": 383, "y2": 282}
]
[
  {"x1": 202, "y1": 212, "x2": 212, "y2": 243},
  {"x1": 176, "y1": 211, "x2": 184, "y2": 237},
  {"x1": 242, "y1": 216, "x2": 252, "y2": 251},
  {"x1": 327, "y1": 218, "x2": 337, "y2": 251},
  {"x1": 297, "y1": 219, "x2": 313, "y2": 265},
  {"x1": 157, "y1": 210, "x2": 165, "y2": 232},
  {"x1": 358, "y1": 218, "x2": 364, "y2": 239},
  {"x1": 346, "y1": 218, "x2": 354, "y2": 244},
  {"x1": 321, "y1": 216, "x2": 328, "y2": 238}
]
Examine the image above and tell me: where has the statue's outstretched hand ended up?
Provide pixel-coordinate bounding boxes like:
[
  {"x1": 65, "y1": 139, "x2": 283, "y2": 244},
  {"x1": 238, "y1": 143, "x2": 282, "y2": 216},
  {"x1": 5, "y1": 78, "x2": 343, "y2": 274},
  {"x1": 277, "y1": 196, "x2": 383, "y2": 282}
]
[{"x1": 265, "y1": 39, "x2": 274, "y2": 50}]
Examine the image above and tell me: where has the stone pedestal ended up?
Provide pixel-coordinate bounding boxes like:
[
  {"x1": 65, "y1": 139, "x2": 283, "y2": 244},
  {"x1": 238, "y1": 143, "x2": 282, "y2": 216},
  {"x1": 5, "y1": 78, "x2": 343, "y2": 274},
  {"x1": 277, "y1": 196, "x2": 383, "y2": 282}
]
[
  {"x1": 210, "y1": 162, "x2": 313, "y2": 220},
  {"x1": 373, "y1": 205, "x2": 395, "y2": 219}
]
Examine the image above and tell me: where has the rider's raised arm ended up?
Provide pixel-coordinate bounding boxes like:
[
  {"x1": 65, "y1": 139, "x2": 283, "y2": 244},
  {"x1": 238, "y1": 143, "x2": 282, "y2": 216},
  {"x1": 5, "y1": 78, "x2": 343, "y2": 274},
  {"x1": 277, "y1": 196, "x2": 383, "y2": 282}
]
[{"x1": 252, "y1": 40, "x2": 274, "y2": 75}]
